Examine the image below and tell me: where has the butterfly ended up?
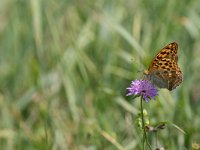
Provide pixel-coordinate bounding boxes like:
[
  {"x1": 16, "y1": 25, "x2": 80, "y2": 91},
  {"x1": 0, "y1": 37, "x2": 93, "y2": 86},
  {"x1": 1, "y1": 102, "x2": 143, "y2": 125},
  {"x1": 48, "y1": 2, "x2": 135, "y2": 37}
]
[{"x1": 144, "y1": 42, "x2": 183, "y2": 91}]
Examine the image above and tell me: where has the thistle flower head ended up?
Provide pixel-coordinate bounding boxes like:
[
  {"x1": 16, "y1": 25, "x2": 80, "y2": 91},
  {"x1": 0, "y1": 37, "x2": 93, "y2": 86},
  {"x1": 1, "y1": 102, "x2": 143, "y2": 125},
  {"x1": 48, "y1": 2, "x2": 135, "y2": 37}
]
[{"x1": 126, "y1": 79, "x2": 158, "y2": 102}]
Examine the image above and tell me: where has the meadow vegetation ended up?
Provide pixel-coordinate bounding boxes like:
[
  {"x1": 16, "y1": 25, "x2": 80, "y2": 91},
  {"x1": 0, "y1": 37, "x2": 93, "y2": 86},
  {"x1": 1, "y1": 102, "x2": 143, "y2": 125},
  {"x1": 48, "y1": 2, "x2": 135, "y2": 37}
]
[{"x1": 0, "y1": 0, "x2": 200, "y2": 149}]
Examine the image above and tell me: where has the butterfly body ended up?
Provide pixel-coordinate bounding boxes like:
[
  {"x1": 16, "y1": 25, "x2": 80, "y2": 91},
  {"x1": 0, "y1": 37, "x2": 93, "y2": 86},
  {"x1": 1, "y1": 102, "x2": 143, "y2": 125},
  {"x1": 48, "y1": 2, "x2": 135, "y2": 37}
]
[{"x1": 144, "y1": 42, "x2": 182, "y2": 91}]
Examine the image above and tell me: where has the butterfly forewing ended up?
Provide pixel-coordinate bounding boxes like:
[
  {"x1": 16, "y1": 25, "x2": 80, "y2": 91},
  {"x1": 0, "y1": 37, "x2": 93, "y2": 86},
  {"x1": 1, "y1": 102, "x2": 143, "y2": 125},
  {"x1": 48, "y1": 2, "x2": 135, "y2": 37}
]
[{"x1": 144, "y1": 42, "x2": 182, "y2": 91}]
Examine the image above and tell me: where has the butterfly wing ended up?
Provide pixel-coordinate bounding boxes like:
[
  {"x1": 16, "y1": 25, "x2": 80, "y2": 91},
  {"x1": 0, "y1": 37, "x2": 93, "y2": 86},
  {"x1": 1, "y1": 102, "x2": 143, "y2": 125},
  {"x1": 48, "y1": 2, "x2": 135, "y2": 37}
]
[
  {"x1": 145, "y1": 42, "x2": 183, "y2": 90},
  {"x1": 167, "y1": 69, "x2": 182, "y2": 90},
  {"x1": 148, "y1": 69, "x2": 182, "y2": 91}
]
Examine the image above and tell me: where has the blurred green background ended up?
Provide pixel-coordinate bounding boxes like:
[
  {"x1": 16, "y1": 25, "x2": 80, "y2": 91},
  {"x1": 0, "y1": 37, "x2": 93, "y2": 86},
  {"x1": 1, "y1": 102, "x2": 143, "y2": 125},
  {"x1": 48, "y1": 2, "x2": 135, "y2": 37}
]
[{"x1": 0, "y1": 0, "x2": 200, "y2": 149}]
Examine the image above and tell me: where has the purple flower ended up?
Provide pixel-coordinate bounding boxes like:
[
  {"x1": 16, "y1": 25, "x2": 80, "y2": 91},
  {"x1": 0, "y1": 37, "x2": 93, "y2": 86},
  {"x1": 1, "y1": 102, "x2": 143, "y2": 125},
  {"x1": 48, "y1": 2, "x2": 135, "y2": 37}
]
[{"x1": 126, "y1": 80, "x2": 158, "y2": 102}]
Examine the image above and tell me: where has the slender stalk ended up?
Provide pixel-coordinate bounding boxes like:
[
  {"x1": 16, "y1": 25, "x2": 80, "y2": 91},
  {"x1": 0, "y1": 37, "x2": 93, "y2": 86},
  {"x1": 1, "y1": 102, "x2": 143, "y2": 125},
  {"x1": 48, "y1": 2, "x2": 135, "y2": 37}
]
[
  {"x1": 140, "y1": 96, "x2": 152, "y2": 150},
  {"x1": 155, "y1": 132, "x2": 158, "y2": 148}
]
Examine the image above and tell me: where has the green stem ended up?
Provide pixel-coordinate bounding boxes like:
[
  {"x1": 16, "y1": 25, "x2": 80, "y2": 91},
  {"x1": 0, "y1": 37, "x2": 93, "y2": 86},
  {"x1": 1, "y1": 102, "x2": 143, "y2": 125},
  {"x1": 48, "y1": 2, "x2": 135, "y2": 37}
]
[
  {"x1": 140, "y1": 96, "x2": 152, "y2": 150},
  {"x1": 155, "y1": 132, "x2": 158, "y2": 148}
]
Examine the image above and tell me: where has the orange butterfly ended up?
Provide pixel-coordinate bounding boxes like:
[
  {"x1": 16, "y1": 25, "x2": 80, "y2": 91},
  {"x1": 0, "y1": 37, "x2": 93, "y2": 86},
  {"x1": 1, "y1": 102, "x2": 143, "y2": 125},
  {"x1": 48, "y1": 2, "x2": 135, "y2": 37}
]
[{"x1": 144, "y1": 42, "x2": 182, "y2": 91}]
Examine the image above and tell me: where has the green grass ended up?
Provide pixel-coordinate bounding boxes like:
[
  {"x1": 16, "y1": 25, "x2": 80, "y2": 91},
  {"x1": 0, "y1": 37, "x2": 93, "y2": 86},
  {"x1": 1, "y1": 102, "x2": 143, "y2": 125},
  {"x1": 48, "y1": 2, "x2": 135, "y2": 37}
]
[{"x1": 0, "y1": 0, "x2": 200, "y2": 149}]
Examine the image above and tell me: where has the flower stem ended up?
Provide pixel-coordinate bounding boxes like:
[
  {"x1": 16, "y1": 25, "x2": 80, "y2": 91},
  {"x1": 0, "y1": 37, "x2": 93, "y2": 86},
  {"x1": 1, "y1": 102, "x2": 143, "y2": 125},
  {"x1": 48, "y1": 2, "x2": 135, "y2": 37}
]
[{"x1": 140, "y1": 96, "x2": 152, "y2": 150}]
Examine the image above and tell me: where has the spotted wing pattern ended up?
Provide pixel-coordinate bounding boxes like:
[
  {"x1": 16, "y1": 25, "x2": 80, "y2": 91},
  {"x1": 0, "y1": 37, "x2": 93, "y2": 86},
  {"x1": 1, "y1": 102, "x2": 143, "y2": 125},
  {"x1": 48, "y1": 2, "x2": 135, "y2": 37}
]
[{"x1": 144, "y1": 42, "x2": 182, "y2": 91}]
